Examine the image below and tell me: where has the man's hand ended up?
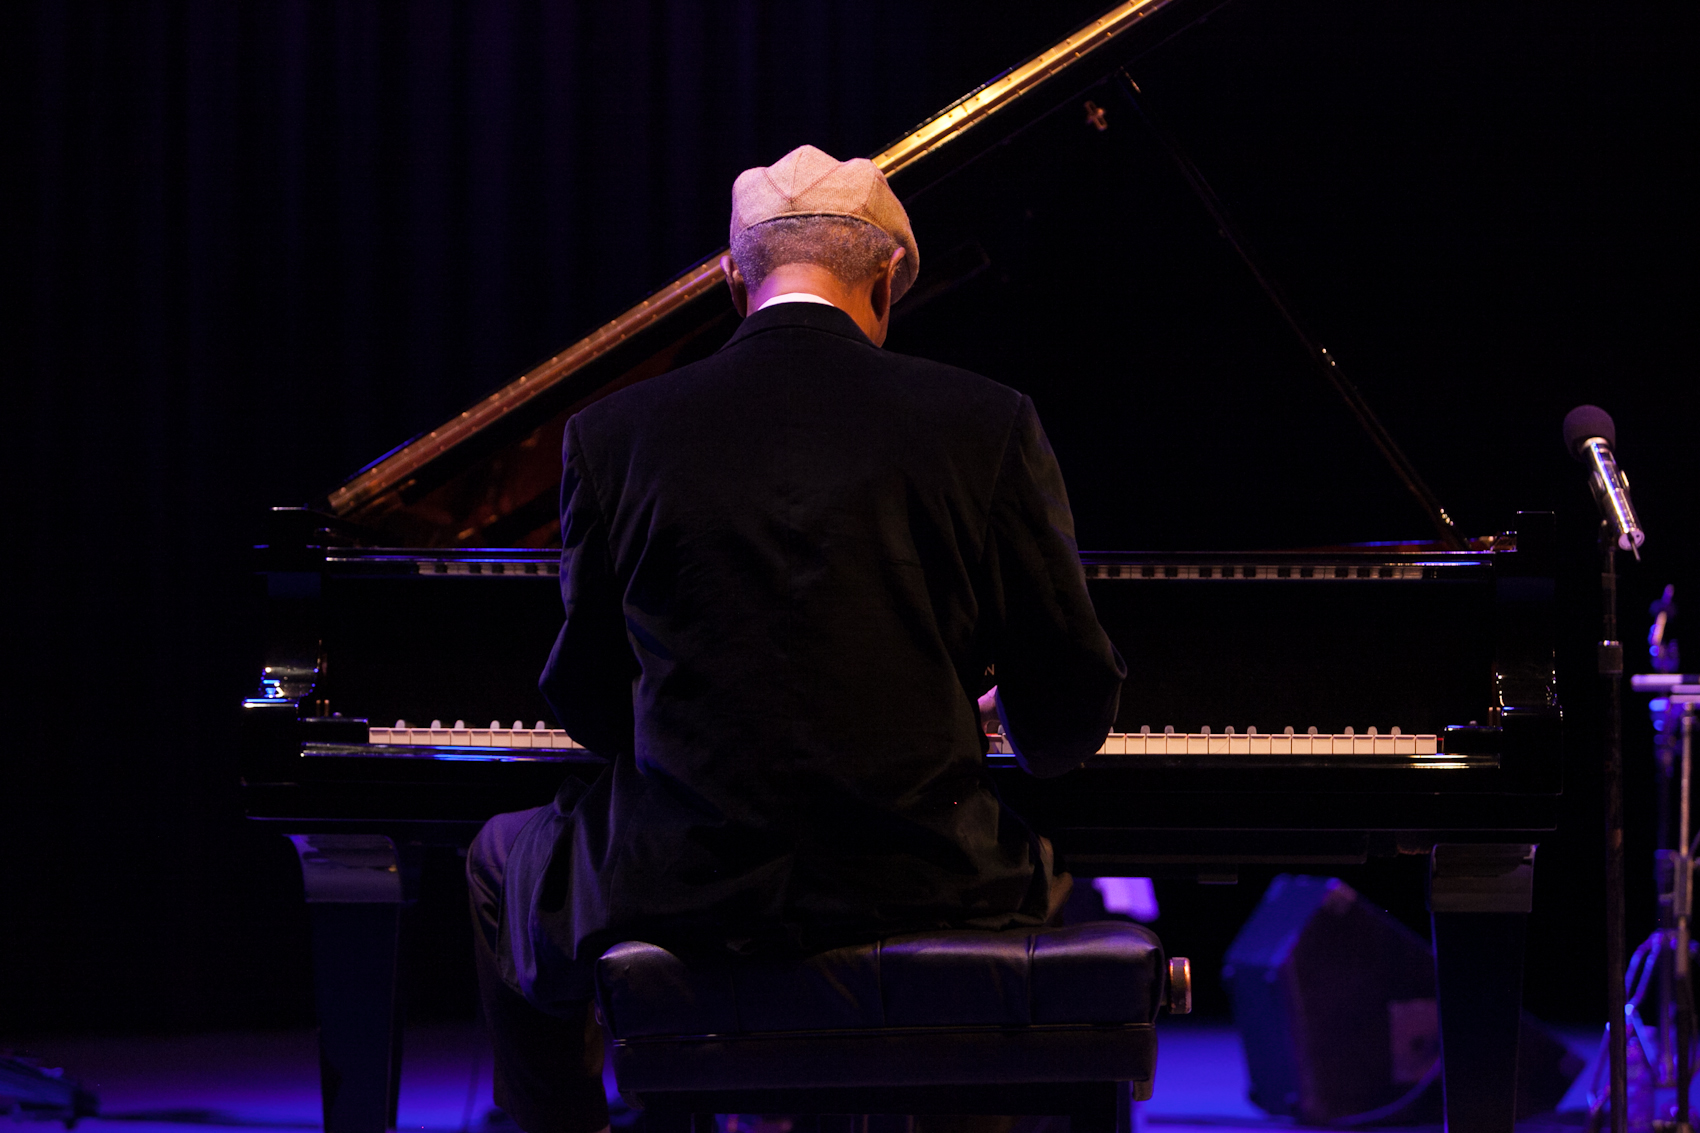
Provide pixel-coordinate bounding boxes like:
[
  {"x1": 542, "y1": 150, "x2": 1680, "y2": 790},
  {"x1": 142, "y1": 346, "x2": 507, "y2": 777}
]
[{"x1": 977, "y1": 686, "x2": 1000, "y2": 731}]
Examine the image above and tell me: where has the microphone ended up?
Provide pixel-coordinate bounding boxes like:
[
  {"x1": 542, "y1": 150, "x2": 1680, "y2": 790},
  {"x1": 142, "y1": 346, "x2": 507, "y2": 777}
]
[{"x1": 1563, "y1": 404, "x2": 1645, "y2": 557}]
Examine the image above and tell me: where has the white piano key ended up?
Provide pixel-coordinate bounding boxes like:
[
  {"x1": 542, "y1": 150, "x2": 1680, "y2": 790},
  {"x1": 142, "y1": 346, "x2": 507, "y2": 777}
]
[
  {"x1": 1126, "y1": 733, "x2": 1147, "y2": 755},
  {"x1": 429, "y1": 721, "x2": 451, "y2": 745},
  {"x1": 368, "y1": 727, "x2": 390, "y2": 744},
  {"x1": 1416, "y1": 735, "x2": 1439, "y2": 755},
  {"x1": 1099, "y1": 733, "x2": 1127, "y2": 755},
  {"x1": 1373, "y1": 735, "x2": 1395, "y2": 755},
  {"x1": 1395, "y1": 735, "x2": 1416, "y2": 755},
  {"x1": 1228, "y1": 735, "x2": 1250, "y2": 755},
  {"x1": 1270, "y1": 734, "x2": 1290, "y2": 755},
  {"x1": 1249, "y1": 734, "x2": 1271, "y2": 755}
]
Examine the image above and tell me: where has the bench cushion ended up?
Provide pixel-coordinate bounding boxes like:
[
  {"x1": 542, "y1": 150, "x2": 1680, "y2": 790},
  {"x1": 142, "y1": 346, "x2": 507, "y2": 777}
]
[
  {"x1": 595, "y1": 922, "x2": 1165, "y2": 1038},
  {"x1": 595, "y1": 923, "x2": 1164, "y2": 1098}
]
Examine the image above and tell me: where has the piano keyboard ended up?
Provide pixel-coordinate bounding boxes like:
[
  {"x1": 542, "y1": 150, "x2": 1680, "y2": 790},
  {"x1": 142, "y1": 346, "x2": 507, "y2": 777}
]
[
  {"x1": 367, "y1": 721, "x2": 1439, "y2": 758},
  {"x1": 991, "y1": 727, "x2": 1440, "y2": 758},
  {"x1": 1081, "y1": 562, "x2": 1436, "y2": 581},
  {"x1": 367, "y1": 720, "x2": 585, "y2": 751}
]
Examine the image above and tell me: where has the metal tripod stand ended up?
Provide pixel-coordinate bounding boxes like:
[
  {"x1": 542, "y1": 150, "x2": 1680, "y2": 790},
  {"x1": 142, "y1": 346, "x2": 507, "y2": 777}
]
[{"x1": 1589, "y1": 586, "x2": 1697, "y2": 1129}]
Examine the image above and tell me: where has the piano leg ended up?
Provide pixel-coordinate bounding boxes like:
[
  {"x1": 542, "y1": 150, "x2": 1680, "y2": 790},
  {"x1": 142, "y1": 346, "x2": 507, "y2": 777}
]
[
  {"x1": 290, "y1": 835, "x2": 411, "y2": 1133},
  {"x1": 1428, "y1": 843, "x2": 1537, "y2": 1133}
]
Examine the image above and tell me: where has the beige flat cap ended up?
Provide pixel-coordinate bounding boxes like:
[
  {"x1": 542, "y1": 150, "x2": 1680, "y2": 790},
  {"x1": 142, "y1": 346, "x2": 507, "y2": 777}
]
[{"x1": 730, "y1": 144, "x2": 919, "y2": 301}]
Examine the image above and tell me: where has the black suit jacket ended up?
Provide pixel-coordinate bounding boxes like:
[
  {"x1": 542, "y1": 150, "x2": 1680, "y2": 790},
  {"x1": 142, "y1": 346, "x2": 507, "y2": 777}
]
[{"x1": 505, "y1": 302, "x2": 1124, "y2": 1008}]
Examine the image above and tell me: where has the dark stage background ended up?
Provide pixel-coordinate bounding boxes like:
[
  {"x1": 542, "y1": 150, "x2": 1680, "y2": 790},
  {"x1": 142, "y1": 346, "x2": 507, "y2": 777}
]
[{"x1": 5, "y1": 0, "x2": 1695, "y2": 1035}]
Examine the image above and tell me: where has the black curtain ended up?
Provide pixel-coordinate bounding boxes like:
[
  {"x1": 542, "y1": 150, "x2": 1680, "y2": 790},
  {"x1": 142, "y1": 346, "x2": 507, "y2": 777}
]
[
  {"x1": 3, "y1": 0, "x2": 1113, "y2": 1033},
  {"x1": 4, "y1": 0, "x2": 1696, "y2": 1033}
]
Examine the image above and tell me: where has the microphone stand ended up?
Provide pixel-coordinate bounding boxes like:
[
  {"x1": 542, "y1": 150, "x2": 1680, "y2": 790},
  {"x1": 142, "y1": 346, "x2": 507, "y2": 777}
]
[
  {"x1": 1677, "y1": 703, "x2": 1694, "y2": 1133},
  {"x1": 1603, "y1": 522, "x2": 1629, "y2": 1132}
]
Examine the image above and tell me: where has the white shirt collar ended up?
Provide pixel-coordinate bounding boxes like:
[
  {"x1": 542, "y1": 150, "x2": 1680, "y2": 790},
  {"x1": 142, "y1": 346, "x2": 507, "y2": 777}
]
[{"x1": 756, "y1": 291, "x2": 838, "y2": 312}]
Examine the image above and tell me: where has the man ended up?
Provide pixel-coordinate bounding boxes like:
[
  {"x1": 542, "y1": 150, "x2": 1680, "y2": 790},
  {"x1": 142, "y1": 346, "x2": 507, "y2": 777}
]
[{"x1": 468, "y1": 145, "x2": 1126, "y2": 1133}]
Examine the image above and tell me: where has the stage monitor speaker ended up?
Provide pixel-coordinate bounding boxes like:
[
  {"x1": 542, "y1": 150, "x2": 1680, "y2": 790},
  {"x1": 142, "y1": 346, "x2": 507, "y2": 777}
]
[{"x1": 1222, "y1": 874, "x2": 1580, "y2": 1124}]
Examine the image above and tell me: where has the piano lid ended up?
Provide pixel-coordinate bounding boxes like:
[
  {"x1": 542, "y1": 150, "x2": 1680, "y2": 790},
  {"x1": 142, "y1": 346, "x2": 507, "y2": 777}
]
[{"x1": 314, "y1": 0, "x2": 1217, "y2": 547}]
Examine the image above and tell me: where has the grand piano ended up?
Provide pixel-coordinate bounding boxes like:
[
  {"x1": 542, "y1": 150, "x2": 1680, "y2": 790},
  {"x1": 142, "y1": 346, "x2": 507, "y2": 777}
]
[{"x1": 239, "y1": 2, "x2": 1562, "y2": 1131}]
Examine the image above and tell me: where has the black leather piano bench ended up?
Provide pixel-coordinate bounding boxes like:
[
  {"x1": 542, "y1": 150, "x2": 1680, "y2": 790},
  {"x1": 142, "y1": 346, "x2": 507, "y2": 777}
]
[{"x1": 594, "y1": 922, "x2": 1190, "y2": 1133}]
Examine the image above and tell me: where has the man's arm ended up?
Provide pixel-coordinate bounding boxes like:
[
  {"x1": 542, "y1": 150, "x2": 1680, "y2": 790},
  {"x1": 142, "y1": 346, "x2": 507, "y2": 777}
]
[
  {"x1": 538, "y1": 416, "x2": 639, "y2": 756},
  {"x1": 983, "y1": 396, "x2": 1126, "y2": 777}
]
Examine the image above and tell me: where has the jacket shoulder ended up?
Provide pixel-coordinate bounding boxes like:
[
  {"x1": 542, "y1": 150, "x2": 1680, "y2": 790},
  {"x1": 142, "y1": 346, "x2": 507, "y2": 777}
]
[{"x1": 577, "y1": 330, "x2": 1026, "y2": 433}]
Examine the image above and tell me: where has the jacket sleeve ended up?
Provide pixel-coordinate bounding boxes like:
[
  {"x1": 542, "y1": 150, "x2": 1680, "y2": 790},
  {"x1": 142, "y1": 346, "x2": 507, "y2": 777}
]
[
  {"x1": 984, "y1": 395, "x2": 1126, "y2": 777},
  {"x1": 538, "y1": 415, "x2": 639, "y2": 757}
]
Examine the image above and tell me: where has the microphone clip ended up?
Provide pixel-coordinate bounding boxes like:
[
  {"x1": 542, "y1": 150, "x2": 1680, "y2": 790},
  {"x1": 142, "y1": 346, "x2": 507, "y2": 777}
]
[{"x1": 1578, "y1": 435, "x2": 1645, "y2": 559}]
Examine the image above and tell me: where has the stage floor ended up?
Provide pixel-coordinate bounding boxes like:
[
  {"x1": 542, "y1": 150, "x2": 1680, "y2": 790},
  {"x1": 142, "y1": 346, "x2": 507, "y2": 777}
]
[{"x1": 6, "y1": 1018, "x2": 1598, "y2": 1133}]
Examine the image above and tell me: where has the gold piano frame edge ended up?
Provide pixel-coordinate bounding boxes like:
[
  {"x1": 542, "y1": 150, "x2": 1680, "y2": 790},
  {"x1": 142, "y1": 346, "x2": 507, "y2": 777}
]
[
  {"x1": 870, "y1": 0, "x2": 1175, "y2": 179},
  {"x1": 326, "y1": 0, "x2": 1178, "y2": 520}
]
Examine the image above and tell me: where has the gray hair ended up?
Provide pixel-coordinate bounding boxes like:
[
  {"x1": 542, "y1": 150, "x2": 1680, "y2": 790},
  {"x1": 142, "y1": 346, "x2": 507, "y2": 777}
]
[{"x1": 730, "y1": 215, "x2": 898, "y2": 293}]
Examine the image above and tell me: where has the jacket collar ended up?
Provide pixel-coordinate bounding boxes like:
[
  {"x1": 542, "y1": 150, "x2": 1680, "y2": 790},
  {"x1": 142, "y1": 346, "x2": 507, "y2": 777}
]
[{"x1": 720, "y1": 300, "x2": 875, "y2": 351}]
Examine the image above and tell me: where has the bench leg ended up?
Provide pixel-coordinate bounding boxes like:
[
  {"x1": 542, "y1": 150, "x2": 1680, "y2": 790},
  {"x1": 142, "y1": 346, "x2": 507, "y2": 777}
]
[
  {"x1": 642, "y1": 1112, "x2": 690, "y2": 1133},
  {"x1": 1117, "y1": 1086, "x2": 1137, "y2": 1133},
  {"x1": 1067, "y1": 1081, "x2": 1123, "y2": 1133}
]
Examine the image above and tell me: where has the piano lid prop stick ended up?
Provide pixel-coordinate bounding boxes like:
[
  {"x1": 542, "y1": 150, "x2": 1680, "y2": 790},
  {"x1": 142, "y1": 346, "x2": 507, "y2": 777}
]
[{"x1": 1112, "y1": 68, "x2": 1464, "y2": 551}]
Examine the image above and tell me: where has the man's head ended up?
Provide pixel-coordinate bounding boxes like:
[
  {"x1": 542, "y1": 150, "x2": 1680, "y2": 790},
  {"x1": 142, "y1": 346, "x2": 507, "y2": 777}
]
[{"x1": 722, "y1": 145, "x2": 919, "y2": 346}]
